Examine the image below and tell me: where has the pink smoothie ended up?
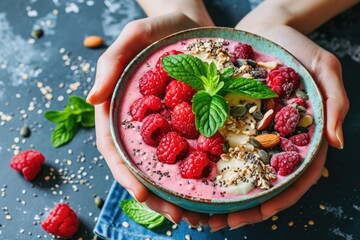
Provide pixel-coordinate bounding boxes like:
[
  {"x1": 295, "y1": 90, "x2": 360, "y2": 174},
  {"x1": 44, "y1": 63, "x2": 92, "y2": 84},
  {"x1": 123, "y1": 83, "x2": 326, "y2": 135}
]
[{"x1": 118, "y1": 38, "x2": 314, "y2": 200}]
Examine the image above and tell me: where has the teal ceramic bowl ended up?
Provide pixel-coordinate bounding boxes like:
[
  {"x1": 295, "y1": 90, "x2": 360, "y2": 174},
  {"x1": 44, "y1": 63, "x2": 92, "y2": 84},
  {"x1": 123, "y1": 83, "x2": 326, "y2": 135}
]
[{"x1": 110, "y1": 27, "x2": 324, "y2": 214}]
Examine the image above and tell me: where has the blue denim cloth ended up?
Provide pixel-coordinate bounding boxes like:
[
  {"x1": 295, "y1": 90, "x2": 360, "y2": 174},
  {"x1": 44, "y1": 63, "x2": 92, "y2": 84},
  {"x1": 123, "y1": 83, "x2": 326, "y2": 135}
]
[{"x1": 93, "y1": 181, "x2": 250, "y2": 240}]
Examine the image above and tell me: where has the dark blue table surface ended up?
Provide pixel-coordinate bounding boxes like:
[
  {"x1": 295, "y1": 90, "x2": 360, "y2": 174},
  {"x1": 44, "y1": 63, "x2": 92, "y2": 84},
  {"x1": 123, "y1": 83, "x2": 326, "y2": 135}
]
[{"x1": 0, "y1": 1, "x2": 359, "y2": 239}]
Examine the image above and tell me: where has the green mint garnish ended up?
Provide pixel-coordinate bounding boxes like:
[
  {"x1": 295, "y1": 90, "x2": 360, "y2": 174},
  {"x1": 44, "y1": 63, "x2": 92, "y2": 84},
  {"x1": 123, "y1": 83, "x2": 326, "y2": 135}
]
[
  {"x1": 120, "y1": 199, "x2": 165, "y2": 229},
  {"x1": 162, "y1": 54, "x2": 277, "y2": 137},
  {"x1": 44, "y1": 96, "x2": 95, "y2": 147}
]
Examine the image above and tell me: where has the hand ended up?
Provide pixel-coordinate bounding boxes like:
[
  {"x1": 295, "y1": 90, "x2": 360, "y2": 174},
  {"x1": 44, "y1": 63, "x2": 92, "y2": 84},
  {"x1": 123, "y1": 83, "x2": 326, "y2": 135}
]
[
  {"x1": 87, "y1": 12, "x2": 210, "y2": 226},
  {"x1": 208, "y1": 23, "x2": 349, "y2": 231}
]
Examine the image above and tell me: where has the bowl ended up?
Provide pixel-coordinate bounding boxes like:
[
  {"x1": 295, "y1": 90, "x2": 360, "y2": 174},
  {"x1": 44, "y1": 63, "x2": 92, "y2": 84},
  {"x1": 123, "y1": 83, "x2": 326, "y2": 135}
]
[{"x1": 110, "y1": 27, "x2": 324, "y2": 214}]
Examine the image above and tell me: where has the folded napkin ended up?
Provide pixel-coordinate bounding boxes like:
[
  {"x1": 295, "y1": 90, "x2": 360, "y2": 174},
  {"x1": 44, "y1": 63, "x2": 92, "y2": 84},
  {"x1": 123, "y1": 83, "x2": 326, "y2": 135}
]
[{"x1": 93, "y1": 181, "x2": 251, "y2": 240}]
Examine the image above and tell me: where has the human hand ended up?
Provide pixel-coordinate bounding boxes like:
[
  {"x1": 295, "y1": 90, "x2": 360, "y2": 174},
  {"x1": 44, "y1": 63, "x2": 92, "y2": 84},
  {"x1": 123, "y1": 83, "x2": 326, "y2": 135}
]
[
  {"x1": 87, "y1": 13, "x2": 211, "y2": 226},
  {"x1": 207, "y1": 22, "x2": 349, "y2": 231}
]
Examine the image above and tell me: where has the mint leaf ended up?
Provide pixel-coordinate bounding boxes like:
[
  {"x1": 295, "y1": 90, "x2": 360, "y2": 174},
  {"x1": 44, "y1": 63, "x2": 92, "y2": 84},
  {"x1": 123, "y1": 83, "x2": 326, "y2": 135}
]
[
  {"x1": 120, "y1": 200, "x2": 165, "y2": 229},
  {"x1": 220, "y1": 67, "x2": 234, "y2": 79},
  {"x1": 221, "y1": 77, "x2": 278, "y2": 99},
  {"x1": 193, "y1": 91, "x2": 228, "y2": 137},
  {"x1": 44, "y1": 96, "x2": 95, "y2": 147},
  {"x1": 44, "y1": 110, "x2": 70, "y2": 123},
  {"x1": 51, "y1": 117, "x2": 79, "y2": 147},
  {"x1": 162, "y1": 54, "x2": 206, "y2": 91}
]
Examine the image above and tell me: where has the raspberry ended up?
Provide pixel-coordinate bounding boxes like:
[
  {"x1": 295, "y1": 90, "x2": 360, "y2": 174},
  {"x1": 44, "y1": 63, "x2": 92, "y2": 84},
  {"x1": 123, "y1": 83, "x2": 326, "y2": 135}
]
[
  {"x1": 130, "y1": 95, "x2": 162, "y2": 121},
  {"x1": 279, "y1": 137, "x2": 297, "y2": 152},
  {"x1": 270, "y1": 151, "x2": 302, "y2": 176},
  {"x1": 164, "y1": 80, "x2": 196, "y2": 109},
  {"x1": 197, "y1": 132, "x2": 225, "y2": 161},
  {"x1": 180, "y1": 151, "x2": 210, "y2": 179},
  {"x1": 10, "y1": 149, "x2": 45, "y2": 181},
  {"x1": 274, "y1": 106, "x2": 300, "y2": 136},
  {"x1": 233, "y1": 42, "x2": 254, "y2": 59},
  {"x1": 139, "y1": 69, "x2": 167, "y2": 97},
  {"x1": 289, "y1": 133, "x2": 310, "y2": 146},
  {"x1": 171, "y1": 102, "x2": 199, "y2": 139},
  {"x1": 156, "y1": 50, "x2": 183, "y2": 78},
  {"x1": 267, "y1": 66, "x2": 299, "y2": 99},
  {"x1": 141, "y1": 114, "x2": 171, "y2": 147},
  {"x1": 156, "y1": 132, "x2": 189, "y2": 164},
  {"x1": 41, "y1": 203, "x2": 79, "y2": 238}
]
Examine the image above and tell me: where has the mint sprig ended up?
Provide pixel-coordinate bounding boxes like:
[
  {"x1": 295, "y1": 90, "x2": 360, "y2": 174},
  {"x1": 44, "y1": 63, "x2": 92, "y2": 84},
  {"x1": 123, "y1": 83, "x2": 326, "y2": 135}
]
[
  {"x1": 120, "y1": 199, "x2": 165, "y2": 229},
  {"x1": 44, "y1": 96, "x2": 95, "y2": 147},
  {"x1": 162, "y1": 54, "x2": 277, "y2": 137}
]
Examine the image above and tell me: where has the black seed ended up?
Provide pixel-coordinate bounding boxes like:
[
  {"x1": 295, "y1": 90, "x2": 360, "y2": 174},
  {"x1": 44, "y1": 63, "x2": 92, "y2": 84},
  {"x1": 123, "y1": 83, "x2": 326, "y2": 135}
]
[
  {"x1": 94, "y1": 196, "x2": 104, "y2": 209},
  {"x1": 20, "y1": 125, "x2": 31, "y2": 137},
  {"x1": 31, "y1": 29, "x2": 44, "y2": 39}
]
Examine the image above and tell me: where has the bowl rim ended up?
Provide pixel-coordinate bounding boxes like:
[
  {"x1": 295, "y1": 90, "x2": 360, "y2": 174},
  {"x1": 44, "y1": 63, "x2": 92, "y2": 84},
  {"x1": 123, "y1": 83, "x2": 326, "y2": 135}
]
[{"x1": 110, "y1": 26, "x2": 324, "y2": 205}]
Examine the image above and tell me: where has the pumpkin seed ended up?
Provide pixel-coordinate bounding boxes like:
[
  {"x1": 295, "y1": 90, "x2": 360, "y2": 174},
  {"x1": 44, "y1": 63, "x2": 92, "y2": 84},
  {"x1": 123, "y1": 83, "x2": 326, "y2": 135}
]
[
  {"x1": 258, "y1": 149, "x2": 269, "y2": 164},
  {"x1": 249, "y1": 137, "x2": 262, "y2": 149},
  {"x1": 252, "y1": 111, "x2": 263, "y2": 120},
  {"x1": 230, "y1": 105, "x2": 247, "y2": 118},
  {"x1": 295, "y1": 89, "x2": 309, "y2": 100},
  {"x1": 94, "y1": 196, "x2": 104, "y2": 209},
  {"x1": 31, "y1": 29, "x2": 44, "y2": 39}
]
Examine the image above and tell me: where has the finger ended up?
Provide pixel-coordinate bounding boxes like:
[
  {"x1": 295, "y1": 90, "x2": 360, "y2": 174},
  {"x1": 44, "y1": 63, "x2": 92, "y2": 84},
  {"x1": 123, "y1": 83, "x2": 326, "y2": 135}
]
[
  {"x1": 144, "y1": 193, "x2": 183, "y2": 224},
  {"x1": 95, "y1": 101, "x2": 149, "y2": 202},
  {"x1": 182, "y1": 210, "x2": 209, "y2": 227},
  {"x1": 260, "y1": 140, "x2": 328, "y2": 219},
  {"x1": 87, "y1": 13, "x2": 198, "y2": 105},
  {"x1": 208, "y1": 214, "x2": 228, "y2": 232},
  {"x1": 227, "y1": 207, "x2": 263, "y2": 230}
]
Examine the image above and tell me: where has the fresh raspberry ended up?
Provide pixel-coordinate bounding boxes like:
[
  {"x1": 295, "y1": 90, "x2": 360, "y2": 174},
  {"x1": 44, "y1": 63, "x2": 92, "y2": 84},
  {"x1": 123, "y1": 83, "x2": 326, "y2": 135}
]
[
  {"x1": 156, "y1": 50, "x2": 183, "y2": 78},
  {"x1": 289, "y1": 133, "x2": 310, "y2": 146},
  {"x1": 156, "y1": 132, "x2": 189, "y2": 164},
  {"x1": 164, "y1": 80, "x2": 196, "y2": 109},
  {"x1": 130, "y1": 95, "x2": 162, "y2": 121},
  {"x1": 270, "y1": 151, "x2": 302, "y2": 176},
  {"x1": 180, "y1": 151, "x2": 210, "y2": 179},
  {"x1": 139, "y1": 69, "x2": 167, "y2": 97},
  {"x1": 141, "y1": 114, "x2": 171, "y2": 147},
  {"x1": 279, "y1": 137, "x2": 297, "y2": 152},
  {"x1": 267, "y1": 66, "x2": 299, "y2": 99},
  {"x1": 289, "y1": 97, "x2": 307, "y2": 108},
  {"x1": 41, "y1": 203, "x2": 79, "y2": 239},
  {"x1": 171, "y1": 102, "x2": 199, "y2": 139},
  {"x1": 233, "y1": 42, "x2": 254, "y2": 59},
  {"x1": 9, "y1": 149, "x2": 45, "y2": 181},
  {"x1": 274, "y1": 106, "x2": 300, "y2": 136},
  {"x1": 197, "y1": 132, "x2": 225, "y2": 161}
]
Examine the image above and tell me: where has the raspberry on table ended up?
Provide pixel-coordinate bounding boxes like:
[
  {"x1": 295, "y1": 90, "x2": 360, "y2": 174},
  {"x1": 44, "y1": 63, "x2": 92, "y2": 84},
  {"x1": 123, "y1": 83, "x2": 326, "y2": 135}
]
[
  {"x1": 279, "y1": 137, "x2": 297, "y2": 152},
  {"x1": 270, "y1": 151, "x2": 302, "y2": 176},
  {"x1": 41, "y1": 203, "x2": 79, "y2": 239},
  {"x1": 267, "y1": 66, "x2": 299, "y2": 99},
  {"x1": 289, "y1": 133, "x2": 310, "y2": 146},
  {"x1": 171, "y1": 102, "x2": 199, "y2": 139},
  {"x1": 141, "y1": 114, "x2": 171, "y2": 147},
  {"x1": 197, "y1": 131, "x2": 225, "y2": 161},
  {"x1": 274, "y1": 106, "x2": 300, "y2": 136},
  {"x1": 139, "y1": 69, "x2": 167, "y2": 97},
  {"x1": 130, "y1": 95, "x2": 163, "y2": 121},
  {"x1": 156, "y1": 50, "x2": 183, "y2": 79},
  {"x1": 164, "y1": 80, "x2": 196, "y2": 110},
  {"x1": 233, "y1": 42, "x2": 254, "y2": 59},
  {"x1": 9, "y1": 149, "x2": 45, "y2": 181},
  {"x1": 180, "y1": 151, "x2": 210, "y2": 179},
  {"x1": 156, "y1": 132, "x2": 189, "y2": 164}
]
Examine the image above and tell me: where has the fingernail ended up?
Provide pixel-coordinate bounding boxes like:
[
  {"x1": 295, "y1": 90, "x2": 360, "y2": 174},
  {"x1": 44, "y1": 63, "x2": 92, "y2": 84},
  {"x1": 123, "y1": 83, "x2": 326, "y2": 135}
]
[
  {"x1": 86, "y1": 81, "x2": 99, "y2": 103},
  {"x1": 336, "y1": 124, "x2": 344, "y2": 149},
  {"x1": 210, "y1": 225, "x2": 226, "y2": 232},
  {"x1": 229, "y1": 222, "x2": 248, "y2": 230},
  {"x1": 127, "y1": 190, "x2": 137, "y2": 201},
  {"x1": 163, "y1": 213, "x2": 177, "y2": 224},
  {"x1": 182, "y1": 217, "x2": 200, "y2": 228}
]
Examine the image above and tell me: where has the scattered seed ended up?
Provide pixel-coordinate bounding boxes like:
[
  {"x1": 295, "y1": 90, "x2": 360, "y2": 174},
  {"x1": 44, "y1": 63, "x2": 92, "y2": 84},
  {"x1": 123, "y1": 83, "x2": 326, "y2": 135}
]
[
  {"x1": 271, "y1": 215, "x2": 278, "y2": 221},
  {"x1": 185, "y1": 235, "x2": 191, "y2": 240},
  {"x1": 271, "y1": 224, "x2": 277, "y2": 230},
  {"x1": 322, "y1": 167, "x2": 329, "y2": 178},
  {"x1": 122, "y1": 221, "x2": 129, "y2": 228},
  {"x1": 94, "y1": 196, "x2": 104, "y2": 209},
  {"x1": 31, "y1": 29, "x2": 44, "y2": 39},
  {"x1": 5, "y1": 214, "x2": 12, "y2": 220},
  {"x1": 319, "y1": 204, "x2": 326, "y2": 210},
  {"x1": 288, "y1": 221, "x2": 294, "y2": 227},
  {"x1": 308, "y1": 220, "x2": 315, "y2": 225},
  {"x1": 166, "y1": 230, "x2": 172, "y2": 236},
  {"x1": 83, "y1": 36, "x2": 104, "y2": 48},
  {"x1": 295, "y1": 89, "x2": 309, "y2": 100}
]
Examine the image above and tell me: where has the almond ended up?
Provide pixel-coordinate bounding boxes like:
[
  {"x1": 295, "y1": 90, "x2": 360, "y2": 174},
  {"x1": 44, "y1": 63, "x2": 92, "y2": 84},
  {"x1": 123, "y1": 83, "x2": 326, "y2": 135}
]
[
  {"x1": 257, "y1": 109, "x2": 274, "y2": 130},
  {"x1": 254, "y1": 133, "x2": 280, "y2": 149},
  {"x1": 83, "y1": 36, "x2": 104, "y2": 48}
]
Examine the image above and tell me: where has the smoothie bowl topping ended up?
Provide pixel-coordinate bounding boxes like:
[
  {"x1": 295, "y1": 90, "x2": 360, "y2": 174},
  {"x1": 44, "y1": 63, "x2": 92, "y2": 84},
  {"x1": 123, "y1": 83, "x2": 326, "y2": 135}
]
[{"x1": 111, "y1": 28, "x2": 323, "y2": 213}]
